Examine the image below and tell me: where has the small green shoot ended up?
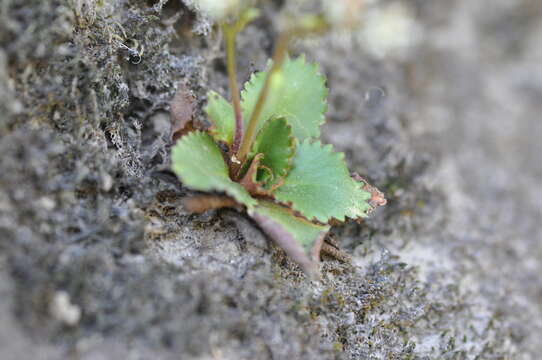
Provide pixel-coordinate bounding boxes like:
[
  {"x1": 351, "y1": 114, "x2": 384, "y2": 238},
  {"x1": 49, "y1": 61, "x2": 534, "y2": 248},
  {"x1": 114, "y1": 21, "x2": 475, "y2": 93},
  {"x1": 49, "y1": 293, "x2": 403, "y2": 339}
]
[{"x1": 170, "y1": 5, "x2": 385, "y2": 277}]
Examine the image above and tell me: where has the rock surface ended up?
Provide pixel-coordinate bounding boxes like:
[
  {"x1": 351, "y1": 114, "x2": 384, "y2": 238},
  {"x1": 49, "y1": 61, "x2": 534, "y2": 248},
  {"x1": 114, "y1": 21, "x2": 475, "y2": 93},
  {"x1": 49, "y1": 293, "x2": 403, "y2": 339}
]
[{"x1": 1, "y1": 0, "x2": 541, "y2": 359}]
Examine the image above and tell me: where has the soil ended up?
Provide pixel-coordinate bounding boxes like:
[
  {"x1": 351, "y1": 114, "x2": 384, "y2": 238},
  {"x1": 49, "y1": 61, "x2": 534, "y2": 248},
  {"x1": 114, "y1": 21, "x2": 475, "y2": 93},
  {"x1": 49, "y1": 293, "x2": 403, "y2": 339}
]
[{"x1": 1, "y1": 0, "x2": 541, "y2": 359}]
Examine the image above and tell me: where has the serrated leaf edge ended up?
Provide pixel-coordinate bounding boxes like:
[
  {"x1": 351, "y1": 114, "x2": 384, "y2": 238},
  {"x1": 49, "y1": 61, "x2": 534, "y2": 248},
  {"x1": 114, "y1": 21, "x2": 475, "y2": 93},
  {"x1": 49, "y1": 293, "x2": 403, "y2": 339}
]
[
  {"x1": 250, "y1": 116, "x2": 297, "y2": 189},
  {"x1": 240, "y1": 55, "x2": 328, "y2": 140},
  {"x1": 171, "y1": 131, "x2": 257, "y2": 209},
  {"x1": 204, "y1": 90, "x2": 234, "y2": 145},
  {"x1": 240, "y1": 63, "x2": 267, "y2": 117},
  {"x1": 270, "y1": 139, "x2": 372, "y2": 224}
]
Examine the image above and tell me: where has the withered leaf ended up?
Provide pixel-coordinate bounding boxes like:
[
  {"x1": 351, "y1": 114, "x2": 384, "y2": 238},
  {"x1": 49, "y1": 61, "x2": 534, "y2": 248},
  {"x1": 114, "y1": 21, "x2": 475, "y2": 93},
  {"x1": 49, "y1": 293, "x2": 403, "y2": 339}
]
[{"x1": 170, "y1": 82, "x2": 195, "y2": 141}]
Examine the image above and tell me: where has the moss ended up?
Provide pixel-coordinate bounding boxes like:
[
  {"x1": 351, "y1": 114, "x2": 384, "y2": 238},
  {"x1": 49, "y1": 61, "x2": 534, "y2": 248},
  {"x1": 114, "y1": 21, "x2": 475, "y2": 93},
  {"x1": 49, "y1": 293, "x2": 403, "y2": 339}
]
[{"x1": 0, "y1": 0, "x2": 534, "y2": 359}]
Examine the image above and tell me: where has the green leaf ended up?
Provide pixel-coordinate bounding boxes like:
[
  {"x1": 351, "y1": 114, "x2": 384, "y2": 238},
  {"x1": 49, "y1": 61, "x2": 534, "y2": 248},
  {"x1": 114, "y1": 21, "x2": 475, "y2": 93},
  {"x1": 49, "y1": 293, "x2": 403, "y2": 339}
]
[
  {"x1": 249, "y1": 200, "x2": 330, "y2": 277},
  {"x1": 241, "y1": 55, "x2": 328, "y2": 141},
  {"x1": 171, "y1": 131, "x2": 256, "y2": 209},
  {"x1": 205, "y1": 90, "x2": 235, "y2": 145},
  {"x1": 272, "y1": 140, "x2": 372, "y2": 223},
  {"x1": 250, "y1": 116, "x2": 296, "y2": 188}
]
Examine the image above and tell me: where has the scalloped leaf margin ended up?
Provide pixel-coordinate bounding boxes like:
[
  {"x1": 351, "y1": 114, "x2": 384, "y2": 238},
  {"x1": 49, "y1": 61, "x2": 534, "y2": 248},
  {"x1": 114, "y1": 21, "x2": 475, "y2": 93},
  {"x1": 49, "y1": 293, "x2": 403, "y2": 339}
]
[
  {"x1": 250, "y1": 116, "x2": 296, "y2": 189},
  {"x1": 171, "y1": 131, "x2": 256, "y2": 209},
  {"x1": 272, "y1": 140, "x2": 372, "y2": 223},
  {"x1": 205, "y1": 90, "x2": 235, "y2": 145},
  {"x1": 241, "y1": 55, "x2": 328, "y2": 142}
]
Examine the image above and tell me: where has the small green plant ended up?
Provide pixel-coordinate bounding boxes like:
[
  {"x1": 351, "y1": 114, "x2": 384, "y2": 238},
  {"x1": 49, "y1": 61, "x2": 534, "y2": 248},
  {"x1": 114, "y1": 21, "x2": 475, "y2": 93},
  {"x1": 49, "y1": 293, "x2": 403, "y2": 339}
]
[{"x1": 170, "y1": 5, "x2": 385, "y2": 277}]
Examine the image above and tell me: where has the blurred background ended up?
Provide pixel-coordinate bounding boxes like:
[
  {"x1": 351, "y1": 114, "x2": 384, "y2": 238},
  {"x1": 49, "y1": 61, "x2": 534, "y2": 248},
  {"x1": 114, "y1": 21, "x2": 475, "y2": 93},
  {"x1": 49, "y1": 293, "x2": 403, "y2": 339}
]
[{"x1": 1, "y1": 0, "x2": 541, "y2": 359}]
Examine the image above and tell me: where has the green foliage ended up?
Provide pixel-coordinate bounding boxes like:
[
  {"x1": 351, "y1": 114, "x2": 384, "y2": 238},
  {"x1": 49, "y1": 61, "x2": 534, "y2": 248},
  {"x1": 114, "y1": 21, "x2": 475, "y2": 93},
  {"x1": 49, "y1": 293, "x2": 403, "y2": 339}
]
[
  {"x1": 250, "y1": 200, "x2": 330, "y2": 252},
  {"x1": 205, "y1": 56, "x2": 327, "y2": 146},
  {"x1": 171, "y1": 131, "x2": 256, "y2": 209},
  {"x1": 171, "y1": 47, "x2": 384, "y2": 276},
  {"x1": 205, "y1": 91, "x2": 235, "y2": 144},
  {"x1": 272, "y1": 140, "x2": 372, "y2": 223},
  {"x1": 249, "y1": 200, "x2": 330, "y2": 275},
  {"x1": 241, "y1": 56, "x2": 328, "y2": 141},
  {"x1": 250, "y1": 116, "x2": 296, "y2": 189}
]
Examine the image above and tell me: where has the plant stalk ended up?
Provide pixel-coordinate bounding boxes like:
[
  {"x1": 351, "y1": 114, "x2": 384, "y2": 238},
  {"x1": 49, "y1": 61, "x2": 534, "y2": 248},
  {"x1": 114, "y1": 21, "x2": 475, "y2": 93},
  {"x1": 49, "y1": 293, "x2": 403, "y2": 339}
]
[
  {"x1": 234, "y1": 15, "x2": 330, "y2": 170},
  {"x1": 236, "y1": 18, "x2": 329, "y2": 163},
  {"x1": 236, "y1": 33, "x2": 290, "y2": 163},
  {"x1": 223, "y1": 25, "x2": 244, "y2": 155}
]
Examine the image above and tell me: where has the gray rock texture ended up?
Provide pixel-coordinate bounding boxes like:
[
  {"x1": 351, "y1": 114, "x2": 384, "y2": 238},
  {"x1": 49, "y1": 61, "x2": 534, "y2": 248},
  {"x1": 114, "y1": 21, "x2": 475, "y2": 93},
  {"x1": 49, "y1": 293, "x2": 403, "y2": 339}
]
[{"x1": 1, "y1": 0, "x2": 540, "y2": 359}]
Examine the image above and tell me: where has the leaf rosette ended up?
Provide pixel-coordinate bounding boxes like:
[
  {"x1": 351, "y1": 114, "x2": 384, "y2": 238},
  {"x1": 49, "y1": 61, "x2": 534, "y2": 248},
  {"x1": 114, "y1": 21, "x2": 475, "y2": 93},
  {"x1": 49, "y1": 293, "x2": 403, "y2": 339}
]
[{"x1": 170, "y1": 55, "x2": 385, "y2": 277}]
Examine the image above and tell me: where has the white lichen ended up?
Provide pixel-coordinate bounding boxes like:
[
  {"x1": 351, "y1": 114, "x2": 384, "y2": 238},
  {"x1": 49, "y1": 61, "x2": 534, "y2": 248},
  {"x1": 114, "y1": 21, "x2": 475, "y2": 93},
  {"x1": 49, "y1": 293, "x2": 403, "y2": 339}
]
[
  {"x1": 359, "y1": 2, "x2": 422, "y2": 60},
  {"x1": 50, "y1": 291, "x2": 81, "y2": 326}
]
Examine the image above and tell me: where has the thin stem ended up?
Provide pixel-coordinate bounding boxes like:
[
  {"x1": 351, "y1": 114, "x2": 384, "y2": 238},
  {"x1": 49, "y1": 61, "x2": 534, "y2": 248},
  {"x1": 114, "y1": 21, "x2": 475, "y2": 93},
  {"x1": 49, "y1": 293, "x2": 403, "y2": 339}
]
[
  {"x1": 235, "y1": 20, "x2": 329, "y2": 163},
  {"x1": 234, "y1": 15, "x2": 330, "y2": 168},
  {"x1": 236, "y1": 32, "x2": 290, "y2": 162},
  {"x1": 223, "y1": 24, "x2": 243, "y2": 154}
]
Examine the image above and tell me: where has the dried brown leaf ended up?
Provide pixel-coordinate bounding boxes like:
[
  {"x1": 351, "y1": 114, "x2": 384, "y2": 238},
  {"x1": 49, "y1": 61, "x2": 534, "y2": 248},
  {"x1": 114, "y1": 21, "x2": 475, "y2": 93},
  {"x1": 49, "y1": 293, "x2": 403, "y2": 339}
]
[
  {"x1": 183, "y1": 195, "x2": 240, "y2": 214},
  {"x1": 170, "y1": 83, "x2": 196, "y2": 141},
  {"x1": 351, "y1": 172, "x2": 387, "y2": 212}
]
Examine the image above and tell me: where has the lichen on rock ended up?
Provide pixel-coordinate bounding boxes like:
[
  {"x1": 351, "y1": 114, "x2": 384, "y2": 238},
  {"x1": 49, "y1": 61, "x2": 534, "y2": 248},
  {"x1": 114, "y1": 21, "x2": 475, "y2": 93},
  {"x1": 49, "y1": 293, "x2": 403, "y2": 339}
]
[{"x1": 1, "y1": 0, "x2": 541, "y2": 359}]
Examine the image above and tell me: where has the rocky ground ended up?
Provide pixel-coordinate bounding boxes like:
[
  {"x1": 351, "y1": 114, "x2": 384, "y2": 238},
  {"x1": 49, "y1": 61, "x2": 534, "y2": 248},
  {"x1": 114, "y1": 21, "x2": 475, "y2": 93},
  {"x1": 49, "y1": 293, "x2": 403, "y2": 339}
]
[{"x1": 1, "y1": 0, "x2": 541, "y2": 359}]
